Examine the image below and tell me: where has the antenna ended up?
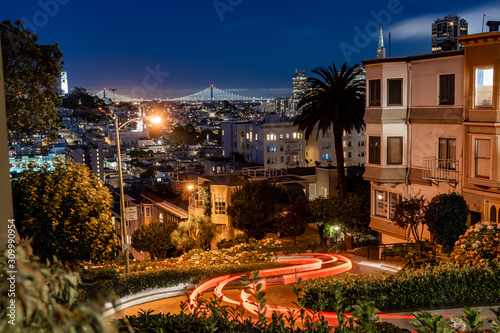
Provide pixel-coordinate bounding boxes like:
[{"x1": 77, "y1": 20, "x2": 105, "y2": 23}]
[
  {"x1": 389, "y1": 32, "x2": 391, "y2": 57},
  {"x1": 483, "y1": 14, "x2": 486, "y2": 33}
]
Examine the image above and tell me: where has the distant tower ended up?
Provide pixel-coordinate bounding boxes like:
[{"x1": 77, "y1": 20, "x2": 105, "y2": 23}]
[
  {"x1": 61, "y1": 71, "x2": 69, "y2": 94},
  {"x1": 432, "y1": 14, "x2": 468, "y2": 53},
  {"x1": 292, "y1": 70, "x2": 308, "y2": 115},
  {"x1": 210, "y1": 84, "x2": 214, "y2": 103},
  {"x1": 377, "y1": 27, "x2": 386, "y2": 58}
]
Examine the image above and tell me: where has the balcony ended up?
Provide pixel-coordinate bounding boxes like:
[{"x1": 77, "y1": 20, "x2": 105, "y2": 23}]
[{"x1": 423, "y1": 158, "x2": 460, "y2": 184}]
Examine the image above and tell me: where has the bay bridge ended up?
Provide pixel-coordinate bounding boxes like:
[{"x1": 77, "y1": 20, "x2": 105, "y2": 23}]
[{"x1": 94, "y1": 85, "x2": 268, "y2": 102}]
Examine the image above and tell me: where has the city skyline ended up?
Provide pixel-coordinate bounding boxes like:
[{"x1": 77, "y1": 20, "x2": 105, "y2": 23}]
[{"x1": 2, "y1": 0, "x2": 500, "y2": 99}]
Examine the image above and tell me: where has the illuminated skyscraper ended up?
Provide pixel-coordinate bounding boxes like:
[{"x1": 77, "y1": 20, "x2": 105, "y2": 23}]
[
  {"x1": 292, "y1": 70, "x2": 308, "y2": 115},
  {"x1": 377, "y1": 26, "x2": 386, "y2": 58},
  {"x1": 432, "y1": 14, "x2": 468, "y2": 53}
]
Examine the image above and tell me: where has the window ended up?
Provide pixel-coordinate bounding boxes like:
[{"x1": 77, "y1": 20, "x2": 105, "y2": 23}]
[
  {"x1": 439, "y1": 74, "x2": 455, "y2": 105},
  {"x1": 475, "y1": 138, "x2": 490, "y2": 178},
  {"x1": 280, "y1": 134, "x2": 283, "y2": 139},
  {"x1": 213, "y1": 194, "x2": 226, "y2": 214},
  {"x1": 475, "y1": 66, "x2": 493, "y2": 107},
  {"x1": 438, "y1": 138, "x2": 456, "y2": 169},
  {"x1": 246, "y1": 133, "x2": 249, "y2": 139},
  {"x1": 286, "y1": 133, "x2": 290, "y2": 139},
  {"x1": 159, "y1": 213, "x2": 163, "y2": 223},
  {"x1": 387, "y1": 79, "x2": 402, "y2": 105},
  {"x1": 387, "y1": 137, "x2": 402, "y2": 165},
  {"x1": 375, "y1": 190, "x2": 388, "y2": 217},
  {"x1": 369, "y1": 79, "x2": 381, "y2": 106},
  {"x1": 389, "y1": 193, "x2": 401, "y2": 219},
  {"x1": 145, "y1": 206, "x2": 151, "y2": 217},
  {"x1": 255, "y1": 133, "x2": 258, "y2": 140},
  {"x1": 368, "y1": 136, "x2": 381, "y2": 164}
]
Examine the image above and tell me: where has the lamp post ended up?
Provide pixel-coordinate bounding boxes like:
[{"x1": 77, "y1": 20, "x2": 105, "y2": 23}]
[{"x1": 114, "y1": 115, "x2": 161, "y2": 274}]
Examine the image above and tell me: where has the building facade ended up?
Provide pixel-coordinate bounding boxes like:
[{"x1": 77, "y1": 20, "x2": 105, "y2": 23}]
[
  {"x1": 432, "y1": 14, "x2": 468, "y2": 53},
  {"x1": 363, "y1": 50, "x2": 465, "y2": 244}
]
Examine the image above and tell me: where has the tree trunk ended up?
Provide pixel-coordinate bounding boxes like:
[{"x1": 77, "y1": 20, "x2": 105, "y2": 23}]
[{"x1": 333, "y1": 125, "x2": 347, "y2": 197}]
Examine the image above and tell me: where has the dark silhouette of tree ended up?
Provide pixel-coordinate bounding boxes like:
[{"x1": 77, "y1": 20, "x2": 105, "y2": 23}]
[
  {"x1": 1, "y1": 20, "x2": 63, "y2": 140},
  {"x1": 391, "y1": 195, "x2": 428, "y2": 243},
  {"x1": 227, "y1": 181, "x2": 283, "y2": 239},
  {"x1": 275, "y1": 202, "x2": 311, "y2": 245},
  {"x1": 294, "y1": 62, "x2": 365, "y2": 197},
  {"x1": 425, "y1": 192, "x2": 469, "y2": 252}
]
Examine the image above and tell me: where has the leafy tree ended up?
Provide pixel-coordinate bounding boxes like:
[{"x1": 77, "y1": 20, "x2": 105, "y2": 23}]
[
  {"x1": 0, "y1": 243, "x2": 115, "y2": 332},
  {"x1": 140, "y1": 167, "x2": 155, "y2": 179},
  {"x1": 131, "y1": 219, "x2": 176, "y2": 259},
  {"x1": 294, "y1": 62, "x2": 365, "y2": 197},
  {"x1": 62, "y1": 86, "x2": 105, "y2": 109},
  {"x1": 12, "y1": 160, "x2": 118, "y2": 262},
  {"x1": 167, "y1": 124, "x2": 197, "y2": 146},
  {"x1": 1, "y1": 20, "x2": 63, "y2": 140},
  {"x1": 275, "y1": 202, "x2": 311, "y2": 245},
  {"x1": 227, "y1": 181, "x2": 283, "y2": 239},
  {"x1": 171, "y1": 215, "x2": 215, "y2": 252},
  {"x1": 425, "y1": 192, "x2": 469, "y2": 252},
  {"x1": 391, "y1": 195, "x2": 428, "y2": 243}
]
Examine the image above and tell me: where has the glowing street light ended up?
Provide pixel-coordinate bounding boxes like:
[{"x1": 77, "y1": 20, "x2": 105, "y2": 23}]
[{"x1": 114, "y1": 115, "x2": 162, "y2": 273}]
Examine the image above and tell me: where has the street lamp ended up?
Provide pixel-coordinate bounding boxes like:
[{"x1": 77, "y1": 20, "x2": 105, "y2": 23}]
[{"x1": 114, "y1": 115, "x2": 162, "y2": 273}]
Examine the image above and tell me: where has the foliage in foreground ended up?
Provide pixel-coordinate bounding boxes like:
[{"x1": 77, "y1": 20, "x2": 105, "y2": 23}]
[
  {"x1": 303, "y1": 261, "x2": 500, "y2": 312},
  {"x1": 0, "y1": 243, "x2": 114, "y2": 333},
  {"x1": 452, "y1": 221, "x2": 500, "y2": 266},
  {"x1": 12, "y1": 159, "x2": 119, "y2": 262},
  {"x1": 115, "y1": 275, "x2": 500, "y2": 333}
]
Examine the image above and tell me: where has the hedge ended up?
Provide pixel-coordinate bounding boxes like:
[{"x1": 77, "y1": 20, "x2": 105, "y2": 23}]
[
  {"x1": 76, "y1": 262, "x2": 288, "y2": 306},
  {"x1": 302, "y1": 262, "x2": 500, "y2": 311}
]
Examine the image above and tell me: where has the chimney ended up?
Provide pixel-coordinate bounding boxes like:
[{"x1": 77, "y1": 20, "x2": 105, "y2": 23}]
[{"x1": 486, "y1": 21, "x2": 500, "y2": 32}]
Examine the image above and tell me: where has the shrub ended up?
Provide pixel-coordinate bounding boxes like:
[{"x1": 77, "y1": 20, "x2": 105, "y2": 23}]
[
  {"x1": 216, "y1": 233, "x2": 249, "y2": 249},
  {"x1": 451, "y1": 221, "x2": 500, "y2": 265},
  {"x1": 425, "y1": 192, "x2": 469, "y2": 252},
  {"x1": 303, "y1": 262, "x2": 500, "y2": 312}
]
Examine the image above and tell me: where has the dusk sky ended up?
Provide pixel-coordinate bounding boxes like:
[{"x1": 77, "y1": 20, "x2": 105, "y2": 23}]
[{"x1": 2, "y1": 0, "x2": 500, "y2": 99}]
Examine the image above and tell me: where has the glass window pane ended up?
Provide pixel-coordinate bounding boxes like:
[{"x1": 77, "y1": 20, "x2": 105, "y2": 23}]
[
  {"x1": 439, "y1": 74, "x2": 455, "y2": 105},
  {"x1": 388, "y1": 79, "x2": 402, "y2": 105},
  {"x1": 387, "y1": 137, "x2": 402, "y2": 165},
  {"x1": 369, "y1": 136, "x2": 381, "y2": 164},
  {"x1": 475, "y1": 67, "x2": 493, "y2": 107},
  {"x1": 375, "y1": 190, "x2": 388, "y2": 217},
  {"x1": 369, "y1": 80, "x2": 381, "y2": 106},
  {"x1": 475, "y1": 139, "x2": 490, "y2": 178}
]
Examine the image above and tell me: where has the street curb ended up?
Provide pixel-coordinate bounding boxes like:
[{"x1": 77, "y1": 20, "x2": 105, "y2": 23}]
[{"x1": 103, "y1": 283, "x2": 196, "y2": 317}]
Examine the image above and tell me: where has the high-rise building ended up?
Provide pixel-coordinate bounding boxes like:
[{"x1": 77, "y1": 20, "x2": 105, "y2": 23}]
[
  {"x1": 377, "y1": 26, "x2": 386, "y2": 58},
  {"x1": 432, "y1": 14, "x2": 468, "y2": 53},
  {"x1": 291, "y1": 70, "x2": 308, "y2": 115}
]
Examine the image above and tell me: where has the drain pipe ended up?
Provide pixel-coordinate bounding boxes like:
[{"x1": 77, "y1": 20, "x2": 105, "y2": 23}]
[{"x1": 405, "y1": 62, "x2": 413, "y2": 200}]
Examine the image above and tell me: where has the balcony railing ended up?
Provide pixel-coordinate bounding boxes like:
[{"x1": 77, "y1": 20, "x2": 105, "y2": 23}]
[{"x1": 423, "y1": 158, "x2": 460, "y2": 183}]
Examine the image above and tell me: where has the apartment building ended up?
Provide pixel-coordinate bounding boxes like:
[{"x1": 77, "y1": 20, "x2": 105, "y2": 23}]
[
  {"x1": 363, "y1": 50, "x2": 465, "y2": 244},
  {"x1": 459, "y1": 31, "x2": 500, "y2": 223},
  {"x1": 221, "y1": 114, "x2": 366, "y2": 170}
]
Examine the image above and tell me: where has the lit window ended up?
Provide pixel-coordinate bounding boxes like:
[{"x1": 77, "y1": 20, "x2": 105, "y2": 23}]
[
  {"x1": 286, "y1": 133, "x2": 290, "y2": 139},
  {"x1": 475, "y1": 67, "x2": 493, "y2": 108},
  {"x1": 213, "y1": 194, "x2": 226, "y2": 214},
  {"x1": 475, "y1": 138, "x2": 490, "y2": 178},
  {"x1": 280, "y1": 134, "x2": 283, "y2": 139},
  {"x1": 438, "y1": 138, "x2": 456, "y2": 169},
  {"x1": 266, "y1": 134, "x2": 270, "y2": 140},
  {"x1": 293, "y1": 132, "x2": 297, "y2": 139},
  {"x1": 246, "y1": 133, "x2": 249, "y2": 139},
  {"x1": 255, "y1": 133, "x2": 258, "y2": 140},
  {"x1": 375, "y1": 190, "x2": 388, "y2": 217}
]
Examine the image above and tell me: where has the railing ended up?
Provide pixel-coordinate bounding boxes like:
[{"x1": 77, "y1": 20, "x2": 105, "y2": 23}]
[
  {"x1": 242, "y1": 166, "x2": 283, "y2": 178},
  {"x1": 423, "y1": 157, "x2": 460, "y2": 183},
  {"x1": 377, "y1": 242, "x2": 436, "y2": 261}
]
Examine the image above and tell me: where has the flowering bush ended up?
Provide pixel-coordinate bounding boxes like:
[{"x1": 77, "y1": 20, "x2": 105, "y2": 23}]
[
  {"x1": 452, "y1": 221, "x2": 500, "y2": 265},
  {"x1": 163, "y1": 237, "x2": 284, "y2": 267}
]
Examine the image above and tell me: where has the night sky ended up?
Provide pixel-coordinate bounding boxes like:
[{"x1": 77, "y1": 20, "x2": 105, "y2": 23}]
[{"x1": 2, "y1": 0, "x2": 500, "y2": 99}]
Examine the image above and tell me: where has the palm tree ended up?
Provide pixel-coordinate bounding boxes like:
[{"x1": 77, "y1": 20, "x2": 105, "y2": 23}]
[{"x1": 294, "y1": 62, "x2": 365, "y2": 197}]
